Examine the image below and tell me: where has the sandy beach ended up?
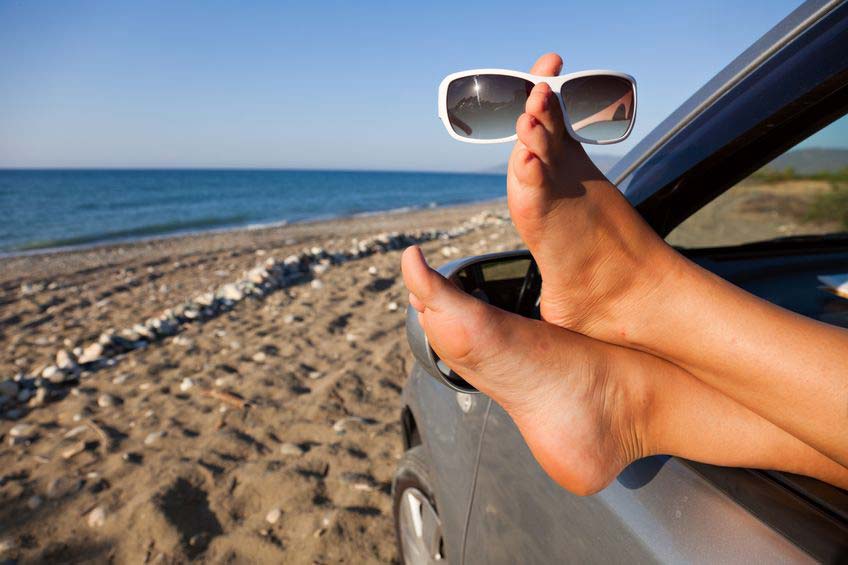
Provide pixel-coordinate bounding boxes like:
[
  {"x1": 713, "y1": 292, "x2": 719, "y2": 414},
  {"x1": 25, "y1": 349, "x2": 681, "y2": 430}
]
[
  {"x1": 0, "y1": 179, "x2": 835, "y2": 563},
  {"x1": 0, "y1": 200, "x2": 525, "y2": 563}
]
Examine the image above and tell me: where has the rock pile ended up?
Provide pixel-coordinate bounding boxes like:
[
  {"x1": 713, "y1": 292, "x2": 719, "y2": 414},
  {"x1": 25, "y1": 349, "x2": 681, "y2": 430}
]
[{"x1": 2, "y1": 210, "x2": 510, "y2": 420}]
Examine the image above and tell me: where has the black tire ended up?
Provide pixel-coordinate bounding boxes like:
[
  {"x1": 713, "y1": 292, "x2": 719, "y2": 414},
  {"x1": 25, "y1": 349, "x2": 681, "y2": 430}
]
[{"x1": 392, "y1": 445, "x2": 445, "y2": 564}]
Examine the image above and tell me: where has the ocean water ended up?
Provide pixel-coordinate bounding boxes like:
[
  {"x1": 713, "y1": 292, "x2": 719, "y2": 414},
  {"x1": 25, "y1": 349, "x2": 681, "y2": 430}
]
[{"x1": 0, "y1": 169, "x2": 507, "y2": 254}]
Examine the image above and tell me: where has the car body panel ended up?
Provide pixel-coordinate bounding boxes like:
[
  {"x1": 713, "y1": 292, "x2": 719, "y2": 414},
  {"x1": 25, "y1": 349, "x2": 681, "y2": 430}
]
[
  {"x1": 402, "y1": 365, "x2": 490, "y2": 565},
  {"x1": 463, "y1": 405, "x2": 811, "y2": 564}
]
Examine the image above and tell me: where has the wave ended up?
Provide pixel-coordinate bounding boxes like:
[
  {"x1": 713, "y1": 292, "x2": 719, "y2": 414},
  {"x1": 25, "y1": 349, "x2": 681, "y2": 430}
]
[{"x1": 13, "y1": 214, "x2": 250, "y2": 251}]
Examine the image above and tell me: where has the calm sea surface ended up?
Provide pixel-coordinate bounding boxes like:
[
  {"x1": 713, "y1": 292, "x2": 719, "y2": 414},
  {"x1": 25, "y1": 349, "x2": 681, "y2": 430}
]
[{"x1": 0, "y1": 169, "x2": 506, "y2": 253}]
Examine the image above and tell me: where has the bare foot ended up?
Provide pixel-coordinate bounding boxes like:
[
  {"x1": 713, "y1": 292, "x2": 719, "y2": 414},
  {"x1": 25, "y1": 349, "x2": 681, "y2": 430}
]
[
  {"x1": 507, "y1": 54, "x2": 682, "y2": 343},
  {"x1": 401, "y1": 246, "x2": 651, "y2": 495}
]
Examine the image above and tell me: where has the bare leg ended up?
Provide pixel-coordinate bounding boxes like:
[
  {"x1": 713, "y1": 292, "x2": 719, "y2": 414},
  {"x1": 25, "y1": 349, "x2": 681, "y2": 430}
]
[
  {"x1": 402, "y1": 246, "x2": 848, "y2": 494},
  {"x1": 506, "y1": 53, "x2": 848, "y2": 466}
]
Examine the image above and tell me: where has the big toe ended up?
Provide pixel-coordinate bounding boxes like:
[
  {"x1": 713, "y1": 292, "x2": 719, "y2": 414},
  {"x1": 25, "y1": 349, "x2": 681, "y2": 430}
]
[{"x1": 401, "y1": 246, "x2": 514, "y2": 385}]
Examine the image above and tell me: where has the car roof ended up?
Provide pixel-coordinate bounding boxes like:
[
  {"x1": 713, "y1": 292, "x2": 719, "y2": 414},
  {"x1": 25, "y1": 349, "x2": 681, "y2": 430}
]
[{"x1": 609, "y1": 0, "x2": 846, "y2": 215}]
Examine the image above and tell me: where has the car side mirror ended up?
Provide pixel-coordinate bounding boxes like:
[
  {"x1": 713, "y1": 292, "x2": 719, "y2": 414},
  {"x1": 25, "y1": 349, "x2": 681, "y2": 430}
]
[{"x1": 406, "y1": 250, "x2": 540, "y2": 393}]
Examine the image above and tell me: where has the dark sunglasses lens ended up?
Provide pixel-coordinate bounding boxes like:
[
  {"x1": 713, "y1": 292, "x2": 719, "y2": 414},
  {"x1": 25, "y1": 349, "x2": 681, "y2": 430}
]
[
  {"x1": 560, "y1": 76, "x2": 634, "y2": 143},
  {"x1": 446, "y1": 75, "x2": 533, "y2": 140}
]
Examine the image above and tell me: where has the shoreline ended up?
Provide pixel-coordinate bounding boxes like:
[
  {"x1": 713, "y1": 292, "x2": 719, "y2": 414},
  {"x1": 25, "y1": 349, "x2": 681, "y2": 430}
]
[{"x1": 0, "y1": 197, "x2": 506, "y2": 262}]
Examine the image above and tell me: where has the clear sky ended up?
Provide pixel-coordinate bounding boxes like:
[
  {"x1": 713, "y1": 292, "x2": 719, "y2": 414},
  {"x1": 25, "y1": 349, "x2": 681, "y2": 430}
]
[{"x1": 0, "y1": 0, "x2": 815, "y2": 171}]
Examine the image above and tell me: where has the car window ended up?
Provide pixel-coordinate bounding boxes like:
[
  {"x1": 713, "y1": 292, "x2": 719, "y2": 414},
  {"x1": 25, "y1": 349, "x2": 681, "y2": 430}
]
[{"x1": 666, "y1": 114, "x2": 848, "y2": 249}]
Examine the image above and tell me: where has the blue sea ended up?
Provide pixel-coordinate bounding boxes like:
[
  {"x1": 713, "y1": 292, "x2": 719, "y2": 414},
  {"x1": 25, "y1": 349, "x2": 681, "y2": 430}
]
[{"x1": 0, "y1": 169, "x2": 507, "y2": 254}]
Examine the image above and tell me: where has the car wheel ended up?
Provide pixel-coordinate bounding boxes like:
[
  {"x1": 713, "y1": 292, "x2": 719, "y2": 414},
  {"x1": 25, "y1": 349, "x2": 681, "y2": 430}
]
[{"x1": 392, "y1": 445, "x2": 445, "y2": 564}]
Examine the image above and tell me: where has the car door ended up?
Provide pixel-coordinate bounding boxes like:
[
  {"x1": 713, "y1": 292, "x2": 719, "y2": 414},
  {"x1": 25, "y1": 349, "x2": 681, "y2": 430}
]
[{"x1": 463, "y1": 2, "x2": 848, "y2": 562}]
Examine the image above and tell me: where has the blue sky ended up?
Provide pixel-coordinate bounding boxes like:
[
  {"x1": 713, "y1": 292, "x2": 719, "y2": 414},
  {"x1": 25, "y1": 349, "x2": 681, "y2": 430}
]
[{"x1": 0, "y1": 0, "x2": 822, "y2": 171}]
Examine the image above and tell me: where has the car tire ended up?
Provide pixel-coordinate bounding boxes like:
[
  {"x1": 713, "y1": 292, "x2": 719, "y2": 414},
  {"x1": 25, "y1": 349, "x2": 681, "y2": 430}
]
[{"x1": 392, "y1": 445, "x2": 446, "y2": 564}]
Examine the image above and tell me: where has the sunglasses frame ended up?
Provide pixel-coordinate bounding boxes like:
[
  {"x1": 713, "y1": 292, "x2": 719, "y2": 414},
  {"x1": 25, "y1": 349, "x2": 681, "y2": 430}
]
[{"x1": 438, "y1": 69, "x2": 637, "y2": 145}]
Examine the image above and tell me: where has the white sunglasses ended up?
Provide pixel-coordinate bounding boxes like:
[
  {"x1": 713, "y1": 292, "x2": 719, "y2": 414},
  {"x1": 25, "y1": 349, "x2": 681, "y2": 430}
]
[{"x1": 438, "y1": 69, "x2": 637, "y2": 145}]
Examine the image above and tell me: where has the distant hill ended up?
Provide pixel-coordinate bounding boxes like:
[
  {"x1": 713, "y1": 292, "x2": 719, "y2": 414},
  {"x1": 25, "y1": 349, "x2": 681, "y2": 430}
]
[
  {"x1": 483, "y1": 152, "x2": 621, "y2": 175},
  {"x1": 764, "y1": 148, "x2": 848, "y2": 175}
]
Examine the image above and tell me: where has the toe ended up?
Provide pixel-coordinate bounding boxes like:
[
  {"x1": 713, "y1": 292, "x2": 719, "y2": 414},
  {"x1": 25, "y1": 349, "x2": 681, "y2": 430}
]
[
  {"x1": 516, "y1": 113, "x2": 553, "y2": 165},
  {"x1": 401, "y1": 246, "x2": 465, "y2": 314},
  {"x1": 526, "y1": 83, "x2": 566, "y2": 141},
  {"x1": 530, "y1": 52, "x2": 563, "y2": 76},
  {"x1": 510, "y1": 147, "x2": 547, "y2": 190}
]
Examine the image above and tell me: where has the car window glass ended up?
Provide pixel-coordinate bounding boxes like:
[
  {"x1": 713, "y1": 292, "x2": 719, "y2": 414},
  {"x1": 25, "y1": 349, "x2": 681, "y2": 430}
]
[{"x1": 667, "y1": 114, "x2": 848, "y2": 248}]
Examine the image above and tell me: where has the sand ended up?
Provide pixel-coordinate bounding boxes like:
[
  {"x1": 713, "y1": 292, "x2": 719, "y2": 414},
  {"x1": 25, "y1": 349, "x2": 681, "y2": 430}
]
[
  {"x1": 0, "y1": 179, "x2": 836, "y2": 563},
  {"x1": 0, "y1": 200, "x2": 524, "y2": 563}
]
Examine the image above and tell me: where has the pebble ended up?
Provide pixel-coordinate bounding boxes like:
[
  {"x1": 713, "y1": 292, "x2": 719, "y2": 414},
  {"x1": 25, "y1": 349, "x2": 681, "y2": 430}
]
[
  {"x1": 310, "y1": 279, "x2": 324, "y2": 290},
  {"x1": 87, "y1": 505, "x2": 106, "y2": 527},
  {"x1": 26, "y1": 495, "x2": 42, "y2": 510},
  {"x1": 9, "y1": 423, "x2": 36, "y2": 439},
  {"x1": 41, "y1": 365, "x2": 59, "y2": 379},
  {"x1": 332, "y1": 416, "x2": 366, "y2": 435},
  {"x1": 367, "y1": 266, "x2": 378, "y2": 275},
  {"x1": 0, "y1": 380, "x2": 19, "y2": 399},
  {"x1": 144, "y1": 431, "x2": 165, "y2": 446},
  {"x1": 387, "y1": 301, "x2": 399, "y2": 312},
  {"x1": 97, "y1": 394, "x2": 118, "y2": 408},
  {"x1": 307, "y1": 371, "x2": 323, "y2": 380},
  {"x1": 279, "y1": 442, "x2": 305, "y2": 456},
  {"x1": 0, "y1": 537, "x2": 19, "y2": 554},
  {"x1": 28, "y1": 387, "x2": 48, "y2": 407},
  {"x1": 64, "y1": 425, "x2": 88, "y2": 439},
  {"x1": 265, "y1": 508, "x2": 282, "y2": 524},
  {"x1": 345, "y1": 333, "x2": 357, "y2": 343},
  {"x1": 251, "y1": 352, "x2": 267, "y2": 364},
  {"x1": 282, "y1": 314, "x2": 296, "y2": 324},
  {"x1": 112, "y1": 373, "x2": 131, "y2": 385},
  {"x1": 17, "y1": 388, "x2": 33, "y2": 403},
  {"x1": 78, "y1": 342, "x2": 104, "y2": 364},
  {"x1": 179, "y1": 377, "x2": 194, "y2": 392},
  {"x1": 55, "y1": 349, "x2": 78, "y2": 371},
  {"x1": 218, "y1": 283, "x2": 243, "y2": 302},
  {"x1": 61, "y1": 440, "x2": 87, "y2": 460}
]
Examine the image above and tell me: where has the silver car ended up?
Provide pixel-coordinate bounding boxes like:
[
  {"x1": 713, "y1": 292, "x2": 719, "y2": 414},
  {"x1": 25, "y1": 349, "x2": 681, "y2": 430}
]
[{"x1": 392, "y1": 1, "x2": 848, "y2": 562}]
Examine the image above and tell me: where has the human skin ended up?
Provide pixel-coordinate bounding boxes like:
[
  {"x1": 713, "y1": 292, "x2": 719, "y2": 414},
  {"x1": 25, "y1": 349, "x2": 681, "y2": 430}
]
[
  {"x1": 505, "y1": 53, "x2": 848, "y2": 468},
  {"x1": 401, "y1": 246, "x2": 848, "y2": 494}
]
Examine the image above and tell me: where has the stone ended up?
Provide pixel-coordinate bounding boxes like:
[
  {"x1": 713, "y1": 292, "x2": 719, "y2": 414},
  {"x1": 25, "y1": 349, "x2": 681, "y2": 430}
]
[
  {"x1": 61, "y1": 440, "x2": 87, "y2": 460},
  {"x1": 144, "y1": 430, "x2": 165, "y2": 446},
  {"x1": 332, "y1": 416, "x2": 366, "y2": 435},
  {"x1": 307, "y1": 371, "x2": 323, "y2": 380},
  {"x1": 112, "y1": 373, "x2": 131, "y2": 385},
  {"x1": 0, "y1": 380, "x2": 18, "y2": 399},
  {"x1": 251, "y1": 352, "x2": 267, "y2": 364},
  {"x1": 387, "y1": 301, "x2": 399, "y2": 312},
  {"x1": 17, "y1": 388, "x2": 33, "y2": 403},
  {"x1": 55, "y1": 350, "x2": 78, "y2": 371},
  {"x1": 87, "y1": 505, "x2": 106, "y2": 527},
  {"x1": 41, "y1": 365, "x2": 59, "y2": 379},
  {"x1": 279, "y1": 442, "x2": 305, "y2": 456},
  {"x1": 78, "y1": 342, "x2": 104, "y2": 364},
  {"x1": 64, "y1": 425, "x2": 88, "y2": 439},
  {"x1": 0, "y1": 537, "x2": 19, "y2": 554},
  {"x1": 310, "y1": 279, "x2": 324, "y2": 290},
  {"x1": 28, "y1": 388, "x2": 48, "y2": 407},
  {"x1": 265, "y1": 508, "x2": 282, "y2": 524},
  {"x1": 179, "y1": 378, "x2": 194, "y2": 392},
  {"x1": 9, "y1": 423, "x2": 36, "y2": 439},
  {"x1": 26, "y1": 495, "x2": 42, "y2": 510},
  {"x1": 367, "y1": 265, "x2": 378, "y2": 275},
  {"x1": 97, "y1": 394, "x2": 118, "y2": 408},
  {"x1": 218, "y1": 283, "x2": 243, "y2": 302},
  {"x1": 282, "y1": 314, "x2": 296, "y2": 325},
  {"x1": 345, "y1": 332, "x2": 357, "y2": 343}
]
